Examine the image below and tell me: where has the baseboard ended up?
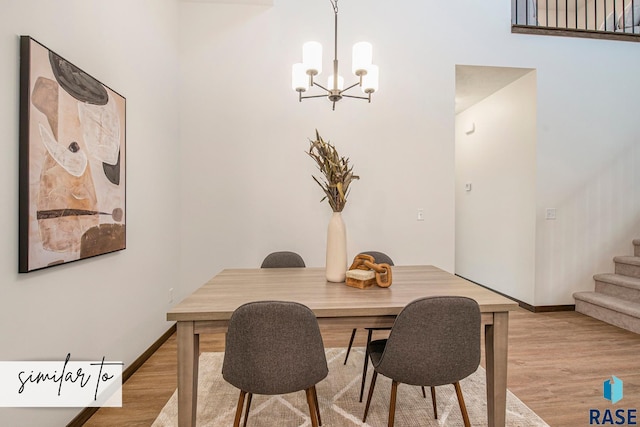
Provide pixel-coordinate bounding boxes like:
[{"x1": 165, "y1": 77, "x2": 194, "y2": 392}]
[
  {"x1": 531, "y1": 304, "x2": 575, "y2": 313},
  {"x1": 66, "y1": 323, "x2": 177, "y2": 427},
  {"x1": 455, "y1": 274, "x2": 575, "y2": 313}
]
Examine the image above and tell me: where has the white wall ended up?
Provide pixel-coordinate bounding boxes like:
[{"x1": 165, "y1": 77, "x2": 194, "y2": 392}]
[
  {"x1": 177, "y1": 0, "x2": 456, "y2": 293},
  {"x1": 0, "y1": 1, "x2": 180, "y2": 425},
  {"x1": 455, "y1": 71, "x2": 537, "y2": 304},
  {"x1": 178, "y1": 0, "x2": 640, "y2": 306},
  {"x1": 534, "y1": 45, "x2": 640, "y2": 305}
]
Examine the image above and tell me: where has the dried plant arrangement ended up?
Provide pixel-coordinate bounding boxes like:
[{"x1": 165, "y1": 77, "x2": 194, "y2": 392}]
[{"x1": 307, "y1": 130, "x2": 359, "y2": 212}]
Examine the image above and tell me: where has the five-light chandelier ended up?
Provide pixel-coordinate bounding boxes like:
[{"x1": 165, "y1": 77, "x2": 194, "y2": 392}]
[{"x1": 291, "y1": 0, "x2": 379, "y2": 110}]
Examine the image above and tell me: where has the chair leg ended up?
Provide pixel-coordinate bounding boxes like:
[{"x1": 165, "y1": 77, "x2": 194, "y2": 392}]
[
  {"x1": 359, "y1": 328, "x2": 374, "y2": 402},
  {"x1": 305, "y1": 387, "x2": 319, "y2": 427},
  {"x1": 362, "y1": 370, "x2": 378, "y2": 423},
  {"x1": 344, "y1": 328, "x2": 357, "y2": 364},
  {"x1": 312, "y1": 385, "x2": 322, "y2": 426},
  {"x1": 430, "y1": 386, "x2": 438, "y2": 419},
  {"x1": 242, "y1": 393, "x2": 252, "y2": 427},
  {"x1": 454, "y1": 381, "x2": 471, "y2": 427},
  {"x1": 233, "y1": 390, "x2": 246, "y2": 427},
  {"x1": 421, "y1": 386, "x2": 426, "y2": 398},
  {"x1": 388, "y1": 380, "x2": 398, "y2": 427}
]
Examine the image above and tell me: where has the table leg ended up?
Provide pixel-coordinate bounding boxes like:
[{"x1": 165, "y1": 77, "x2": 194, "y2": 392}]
[
  {"x1": 484, "y1": 311, "x2": 508, "y2": 427},
  {"x1": 177, "y1": 321, "x2": 200, "y2": 427}
]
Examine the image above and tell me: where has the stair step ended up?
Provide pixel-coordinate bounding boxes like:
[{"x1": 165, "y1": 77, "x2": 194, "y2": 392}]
[
  {"x1": 613, "y1": 256, "x2": 640, "y2": 279},
  {"x1": 574, "y1": 291, "x2": 640, "y2": 334},
  {"x1": 594, "y1": 273, "x2": 640, "y2": 304}
]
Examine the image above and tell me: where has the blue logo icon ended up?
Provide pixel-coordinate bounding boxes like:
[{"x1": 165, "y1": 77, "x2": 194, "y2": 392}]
[{"x1": 604, "y1": 376, "x2": 624, "y2": 404}]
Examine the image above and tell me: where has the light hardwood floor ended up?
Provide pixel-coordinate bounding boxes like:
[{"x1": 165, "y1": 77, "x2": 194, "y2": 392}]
[{"x1": 83, "y1": 309, "x2": 640, "y2": 427}]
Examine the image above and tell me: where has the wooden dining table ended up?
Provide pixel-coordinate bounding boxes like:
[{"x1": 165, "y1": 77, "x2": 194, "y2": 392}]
[{"x1": 167, "y1": 265, "x2": 519, "y2": 427}]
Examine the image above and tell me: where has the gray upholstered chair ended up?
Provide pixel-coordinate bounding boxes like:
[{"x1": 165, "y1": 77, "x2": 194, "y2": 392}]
[
  {"x1": 357, "y1": 251, "x2": 394, "y2": 266},
  {"x1": 343, "y1": 251, "x2": 394, "y2": 402},
  {"x1": 362, "y1": 296, "x2": 481, "y2": 427},
  {"x1": 222, "y1": 301, "x2": 328, "y2": 427},
  {"x1": 260, "y1": 251, "x2": 306, "y2": 268}
]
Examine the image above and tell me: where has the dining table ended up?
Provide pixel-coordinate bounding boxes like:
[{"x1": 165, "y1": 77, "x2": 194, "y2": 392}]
[{"x1": 167, "y1": 265, "x2": 519, "y2": 426}]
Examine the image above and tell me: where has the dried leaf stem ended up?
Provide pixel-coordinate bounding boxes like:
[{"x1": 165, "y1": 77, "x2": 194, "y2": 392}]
[{"x1": 307, "y1": 130, "x2": 359, "y2": 212}]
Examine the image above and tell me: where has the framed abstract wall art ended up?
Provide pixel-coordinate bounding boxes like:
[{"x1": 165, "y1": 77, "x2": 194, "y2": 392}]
[{"x1": 19, "y1": 36, "x2": 126, "y2": 272}]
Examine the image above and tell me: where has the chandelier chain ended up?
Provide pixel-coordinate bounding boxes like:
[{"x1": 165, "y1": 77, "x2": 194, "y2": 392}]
[{"x1": 329, "y1": 0, "x2": 338, "y2": 14}]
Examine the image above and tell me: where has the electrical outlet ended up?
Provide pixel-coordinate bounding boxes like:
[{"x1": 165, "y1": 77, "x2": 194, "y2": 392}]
[
  {"x1": 545, "y1": 208, "x2": 556, "y2": 220},
  {"x1": 417, "y1": 209, "x2": 425, "y2": 221}
]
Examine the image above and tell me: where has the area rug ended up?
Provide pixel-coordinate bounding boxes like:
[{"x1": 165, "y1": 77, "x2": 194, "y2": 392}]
[{"x1": 153, "y1": 348, "x2": 548, "y2": 426}]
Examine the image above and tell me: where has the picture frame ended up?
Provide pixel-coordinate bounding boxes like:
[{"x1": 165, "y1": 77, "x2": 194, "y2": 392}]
[{"x1": 19, "y1": 36, "x2": 126, "y2": 273}]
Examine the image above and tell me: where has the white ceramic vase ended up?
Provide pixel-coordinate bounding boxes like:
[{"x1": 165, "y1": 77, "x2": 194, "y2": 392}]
[{"x1": 325, "y1": 211, "x2": 347, "y2": 282}]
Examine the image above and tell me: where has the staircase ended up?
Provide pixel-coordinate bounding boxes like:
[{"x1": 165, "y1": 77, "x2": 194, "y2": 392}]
[{"x1": 573, "y1": 239, "x2": 640, "y2": 334}]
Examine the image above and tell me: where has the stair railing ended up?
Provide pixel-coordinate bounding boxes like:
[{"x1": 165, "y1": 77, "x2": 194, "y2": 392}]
[{"x1": 512, "y1": 0, "x2": 640, "y2": 36}]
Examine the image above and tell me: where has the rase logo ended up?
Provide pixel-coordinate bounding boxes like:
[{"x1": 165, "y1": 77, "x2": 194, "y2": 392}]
[
  {"x1": 589, "y1": 376, "x2": 637, "y2": 426},
  {"x1": 604, "y1": 376, "x2": 624, "y2": 404}
]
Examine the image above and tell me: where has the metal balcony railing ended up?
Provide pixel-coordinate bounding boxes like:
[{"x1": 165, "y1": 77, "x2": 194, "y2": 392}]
[{"x1": 512, "y1": 0, "x2": 640, "y2": 41}]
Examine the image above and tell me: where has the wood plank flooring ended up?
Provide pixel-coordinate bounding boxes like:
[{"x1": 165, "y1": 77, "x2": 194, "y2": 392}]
[{"x1": 83, "y1": 309, "x2": 640, "y2": 427}]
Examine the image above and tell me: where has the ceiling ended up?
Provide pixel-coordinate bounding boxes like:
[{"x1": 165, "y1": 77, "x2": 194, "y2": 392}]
[
  {"x1": 455, "y1": 65, "x2": 534, "y2": 114},
  {"x1": 178, "y1": 2, "x2": 533, "y2": 114}
]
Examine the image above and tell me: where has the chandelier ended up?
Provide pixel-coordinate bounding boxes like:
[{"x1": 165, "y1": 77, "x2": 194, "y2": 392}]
[{"x1": 291, "y1": 0, "x2": 379, "y2": 110}]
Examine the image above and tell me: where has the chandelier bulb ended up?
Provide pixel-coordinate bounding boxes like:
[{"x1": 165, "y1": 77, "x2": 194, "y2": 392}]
[
  {"x1": 361, "y1": 64, "x2": 379, "y2": 94},
  {"x1": 302, "y1": 41, "x2": 323, "y2": 76},
  {"x1": 328, "y1": 74, "x2": 344, "y2": 91},
  {"x1": 352, "y1": 42, "x2": 372, "y2": 76},
  {"x1": 292, "y1": 63, "x2": 309, "y2": 92}
]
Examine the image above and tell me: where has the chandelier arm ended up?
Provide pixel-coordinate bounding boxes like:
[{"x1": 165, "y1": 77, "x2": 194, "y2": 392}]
[
  {"x1": 300, "y1": 94, "x2": 331, "y2": 100},
  {"x1": 341, "y1": 94, "x2": 370, "y2": 100},
  {"x1": 313, "y1": 81, "x2": 330, "y2": 92},
  {"x1": 341, "y1": 82, "x2": 360, "y2": 92}
]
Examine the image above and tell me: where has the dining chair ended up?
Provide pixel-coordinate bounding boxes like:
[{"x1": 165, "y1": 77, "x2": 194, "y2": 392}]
[
  {"x1": 222, "y1": 300, "x2": 329, "y2": 427},
  {"x1": 362, "y1": 296, "x2": 481, "y2": 427},
  {"x1": 260, "y1": 251, "x2": 306, "y2": 268},
  {"x1": 343, "y1": 250, "x2": 394, "y2": 402}
]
